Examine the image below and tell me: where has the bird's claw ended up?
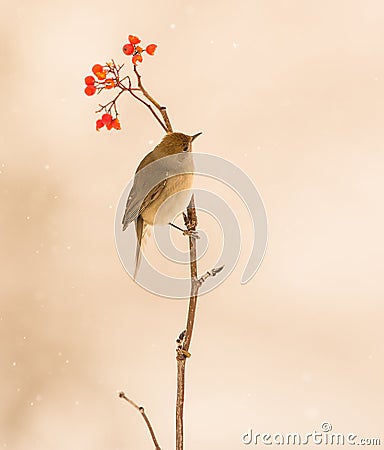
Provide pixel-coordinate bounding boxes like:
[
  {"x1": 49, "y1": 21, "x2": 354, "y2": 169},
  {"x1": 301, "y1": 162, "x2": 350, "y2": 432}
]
[
  {"x1": 183, "y1": 229, "x2": 200, "y2": 239},
  {"x1": 169, "y1": 222, "x2": 199, "y2": 238}
]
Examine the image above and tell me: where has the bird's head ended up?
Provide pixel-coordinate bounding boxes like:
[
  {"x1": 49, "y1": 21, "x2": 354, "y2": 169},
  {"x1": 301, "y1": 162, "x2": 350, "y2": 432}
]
[{"x1": 157, "y1": 131, "x2": 202, "y2": 157}]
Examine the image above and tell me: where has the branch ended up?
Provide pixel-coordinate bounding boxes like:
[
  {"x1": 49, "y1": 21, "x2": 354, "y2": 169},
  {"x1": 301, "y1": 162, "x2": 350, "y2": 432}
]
[
  {"x1": 119, "y1": 391, "x2": 161, "y2": 450},
  {"x1": 126, "y1": 76, "x2": 168, "y2": 133},
  {"x1": 175, "y1": 195, "x2": 197, "y2": 450},
  {"x1": 182, "y1": 196, "x2": 199, "y2": 353},
  {"x1": 175, "y1": 195, "x2": 224, "y2": 450},
  {"x1": 134, "y1": 65, "x2": 173, "y2": 132}
]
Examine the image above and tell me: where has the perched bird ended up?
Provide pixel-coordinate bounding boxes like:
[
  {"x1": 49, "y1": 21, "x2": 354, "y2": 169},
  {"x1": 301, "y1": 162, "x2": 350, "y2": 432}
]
[{"x1": 122, "y1": 131, "x2": 201, "y2": 278}]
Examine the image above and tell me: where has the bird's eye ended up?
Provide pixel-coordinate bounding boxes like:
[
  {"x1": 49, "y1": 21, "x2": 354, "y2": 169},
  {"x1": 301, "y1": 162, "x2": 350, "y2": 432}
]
[{"x1": 183, "y1": 145, "x2": 189, "y2": 152}]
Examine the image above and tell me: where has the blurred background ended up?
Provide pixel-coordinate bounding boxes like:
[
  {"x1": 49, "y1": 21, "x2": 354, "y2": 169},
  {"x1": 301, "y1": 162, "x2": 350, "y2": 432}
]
[{"x1": 1, "y1": 0, "x2": 383, "y2": 448}]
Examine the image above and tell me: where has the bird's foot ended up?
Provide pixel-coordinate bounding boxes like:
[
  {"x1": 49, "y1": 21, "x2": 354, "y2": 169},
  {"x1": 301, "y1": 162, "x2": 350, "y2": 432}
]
[
  {"x1": 168, "y1": 222, "x2": 200, "y2": 239},
  {"x1": 182, "y1": 229, "x2": 200, "y2": 239}
]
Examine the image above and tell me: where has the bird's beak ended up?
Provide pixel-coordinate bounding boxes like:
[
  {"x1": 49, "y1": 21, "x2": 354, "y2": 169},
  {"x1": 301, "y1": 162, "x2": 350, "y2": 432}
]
[{"x1": 191, "y1": 132, "x2": 202, "y2": 142}]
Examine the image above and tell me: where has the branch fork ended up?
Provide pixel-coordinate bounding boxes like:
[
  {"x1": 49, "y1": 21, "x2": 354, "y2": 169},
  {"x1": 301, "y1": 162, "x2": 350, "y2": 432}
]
[{"x1": 96, "y1": 60, "x2": 173, "y2": 133}]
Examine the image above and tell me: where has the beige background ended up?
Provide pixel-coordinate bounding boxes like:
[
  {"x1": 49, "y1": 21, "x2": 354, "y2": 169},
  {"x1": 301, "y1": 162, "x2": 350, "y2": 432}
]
[{"x1": 1, "y1": 0, "x2": 383, "y2": 448}]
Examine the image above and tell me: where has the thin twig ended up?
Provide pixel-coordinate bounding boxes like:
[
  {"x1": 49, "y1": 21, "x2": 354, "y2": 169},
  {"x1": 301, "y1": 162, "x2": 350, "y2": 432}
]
[
  {"x1": 197, "y1": 265, "x2": 224, "y2": 286},
  {"x1": 176, "y1": 356, "x2": 186, "y2": 450},
  {"x1": 95, "y1": 88, "x2": 126, "y2": 114},
  {"x1": 119, "y1": 391, "x2": 161, "y2": 450},
  {"x1": 126, "y1": 80, "x2": 168, "y2": 132},
  {"x1": 134, "y1": 65, "x2": 173, "y2": 132}
]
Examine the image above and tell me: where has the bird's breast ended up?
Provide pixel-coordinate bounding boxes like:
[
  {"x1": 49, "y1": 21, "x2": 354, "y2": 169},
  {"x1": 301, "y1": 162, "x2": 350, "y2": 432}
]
[{"x1": 141, "y1": 173, "x2": 194, "y2": 225}]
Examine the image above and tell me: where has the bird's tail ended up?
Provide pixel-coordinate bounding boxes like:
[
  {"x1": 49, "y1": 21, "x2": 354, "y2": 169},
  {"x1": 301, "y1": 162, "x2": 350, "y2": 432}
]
[{"x1": 134, "y1": 216, "x2": 146, "y2": 280}]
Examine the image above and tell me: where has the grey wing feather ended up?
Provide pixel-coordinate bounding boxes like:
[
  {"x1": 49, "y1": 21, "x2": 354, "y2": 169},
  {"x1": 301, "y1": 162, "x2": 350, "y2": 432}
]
[
  {"x1": 122, "y1": 187, "x2": 141, "y2": 230},
  {"x1": 122, "y1": 179, "x2": 167, "y2": 231},
  {"x1": 122, "y1": 154, "x2": 176, "y2": 231},
  {"x1": 134, "y1": 215, "x2": 145, "y2": 279}
]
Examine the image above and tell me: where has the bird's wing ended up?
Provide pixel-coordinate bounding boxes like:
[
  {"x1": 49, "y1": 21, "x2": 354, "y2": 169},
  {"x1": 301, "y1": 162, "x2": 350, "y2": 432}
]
[
  {"x1": 122, "y1": 178, "x2": 167, "y2": 230},
  {"x1": 122, "y1": 149, "x2": 177, "y2": 230},
  {"x1": 134, "y1": 215, "x2": 146, "y2": 279}
]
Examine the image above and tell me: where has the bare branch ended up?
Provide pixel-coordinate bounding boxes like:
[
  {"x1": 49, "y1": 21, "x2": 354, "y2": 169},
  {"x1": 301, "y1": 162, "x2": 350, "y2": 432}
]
[
  {"x1": 126, "y1": 76, "x2": 168, "y2": 133},
  {"x1": 134, "y1": 65, "x2": 173, "y2": 132},
  {"x1": 119, "y1": 392, "x2": 161, "y2": 450},
  {"x1": 175, "y1": 356, "x2": 186, "y2": 450},
  {"x1": 175, "y1": 194, "x2": 198, "y2": 450},
  {"x1": 183, "y1": 195, "x2": 199, "y2": 352}
]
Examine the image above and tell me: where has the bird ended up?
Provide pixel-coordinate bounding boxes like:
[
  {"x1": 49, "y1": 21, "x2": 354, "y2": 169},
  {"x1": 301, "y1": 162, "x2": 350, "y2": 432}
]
[{"x1": 122, "y1": 131, "x2": 202, "y2": 279}]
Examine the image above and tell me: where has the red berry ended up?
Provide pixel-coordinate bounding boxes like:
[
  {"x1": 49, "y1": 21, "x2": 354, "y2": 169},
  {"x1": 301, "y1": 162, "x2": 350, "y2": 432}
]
[
  {"x1": 96, "y1": 119, "x2": 104, "y2": 131},
  {"x1": 101, "y1": 113, "x2": 112, "y2": 125},
  {"x1": 105, "y1": 78, "x2": 115, "y2": 89},
  {"x1": 128, "y1": 35, "x2": 141, "y2": 45},
  {"x1": 123, "y1": 43, "x2": 134, "y2": 55},
  {"x1": 111, "y1": 118, "x2": 121, "y2": 130},
  {"x1": 85, "y1": 75, "x2": 95, "y2": 85},
  {"x1": 92, "y1": 64, "x2": 103, "y2": 75},
  {"x1": 95, "y1": 70, "x2": 106, "y2": 80},
  {"x1": 132, "y1": 54, "x2": 143, "y2": 65},
  {"x1": 84, "y1": 85, "x2": 96, "y2": 96},
  {"x1": 146, "y1": 44, "x2": 157, "y2": 56}
]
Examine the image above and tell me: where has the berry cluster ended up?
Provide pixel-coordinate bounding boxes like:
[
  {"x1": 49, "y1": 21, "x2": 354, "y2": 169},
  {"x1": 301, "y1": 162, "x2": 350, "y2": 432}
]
[
  {"x1": 96, "y1": 113, "x2": 121, "y2": 131},
  {"x1": 84, "y1": 64, "x2": 116, "y2": 97},
  {"x1": 84, "y1": 34, "x2": 158, "y2": 131},
  {"x1": 122, "y1": 35, "x2": 157, "y2": 65}
]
